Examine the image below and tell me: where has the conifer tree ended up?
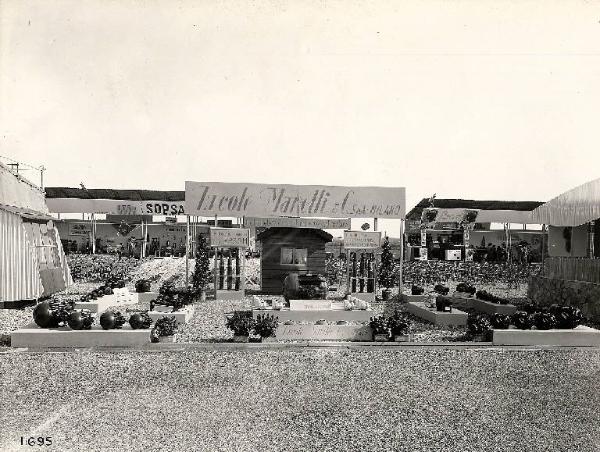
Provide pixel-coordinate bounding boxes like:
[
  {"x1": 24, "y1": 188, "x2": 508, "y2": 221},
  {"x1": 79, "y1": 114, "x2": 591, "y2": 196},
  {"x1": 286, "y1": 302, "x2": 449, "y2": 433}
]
[
  {"x1": 378, "y1": 236, "x2": 396, "y2": 289},
  {"x1": 192, "y1": 234, "x2": 211, "y2": 295}
]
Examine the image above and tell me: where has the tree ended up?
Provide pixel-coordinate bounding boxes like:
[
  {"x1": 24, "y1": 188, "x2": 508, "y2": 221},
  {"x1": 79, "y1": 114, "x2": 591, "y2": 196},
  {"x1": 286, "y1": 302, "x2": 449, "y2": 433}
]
[
  {"x1": 378, "y1": 236, "x2": 396, "y2": 289},
  {"x1": 192, "y1": 234, "x2": 211, "y2": 295}
]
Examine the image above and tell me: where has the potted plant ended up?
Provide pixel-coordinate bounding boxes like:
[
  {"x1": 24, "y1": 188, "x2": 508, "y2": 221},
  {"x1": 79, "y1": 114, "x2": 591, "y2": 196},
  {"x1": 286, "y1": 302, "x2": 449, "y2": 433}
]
[
  {"x1": 490, "y1": 313, "x2": 511, "y2": 330},
  {"x1": 378, "y1": 236, "x2": 395, "y2": 301},
  {"x1": 435, "y1": 296, "x2": 452, "y2": 312},
  {"x1": 134, "y1": 279, "x2": 151, "y2": 293},
  {"x1": 388, "y1": 312, "x2": 411, "y2": 342},
  {"x1": 100, "y1": 311, "x2": 127, "y2": 330},
  {"x1": 411, "y1": 285, "x2": 424, "y2": 296},
  {"x1": 226, "y1": 311, "x2": 255, "y2": 342},
  {"x1": 434, "y1": 284, "x2": 449, "y2": 296},
  {"x1": 151, "y1": 316, "x2": 178, "y2": 343},
  {"x1": 253, "y1": 313, "x2": 279, "y2": 341},
  {"x1": 549, "y1": 305, "x2": 584, "y2": 329},
  {"x1": 455, "y1": 282, "x2": 476, "y2": 297},
  {"x1": 467, "y1": 314, "x2": 492, "y2": 341},
  {"x1": 511, "y1": 311, "x2": 533, "y2": 330},
  {"x1": 129, "y1": 312, "x2": 153, "y2": 330},
  {"x1": 369, "y1": 315, "x2": 389, "y2": 341},
  {"x1": 192, "y1": 234, "x2": 211, "y2": 302}
]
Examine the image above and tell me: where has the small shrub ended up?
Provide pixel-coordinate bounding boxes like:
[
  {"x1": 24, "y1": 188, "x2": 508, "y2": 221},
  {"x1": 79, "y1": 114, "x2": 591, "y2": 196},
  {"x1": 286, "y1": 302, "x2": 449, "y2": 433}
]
[
  {"x1": 253, "y1": 314, "x2": 279, "y2": 338},
  {"x1": 532, "y1": 312, "x2": 557, "y2": 330},
  {"x1": 153, "y1": 316, "x2": 178, "y2": 337},
  {"x1": 369, "y1": 315, "x2": 389, "y2": 335},
  {"x1": 411, "y1": 285, "x2": 424, "y2": 295},
  {"x1": 512, "y1": 311, "x2": 533, "y2": 330},
  {"x1": 387, "y1": 312, "x2": 409, "y2": 336},
  {"x1": 549, "y1": 305, "x2": 584, "y2": 329},
  {"x1": 434, "y1": 284, "x2": 449, "y2": 295},
  {"x1": 467, "y1": 314, "x2": 492, "y2": 337},
  {"x1": 476, "y1": 290, "x2": 508, "y2": 305},
  {"x1": 226, "y1": 311, "x2": 255, "y2": 336},
  {"x1": 456, "y1": 282, "x2": 476, "y2": 295},
  {"x1": 491, "y1": 313, "x2": 511, "y2": 329},
  {"x1": 135, "y1": 279, "x2": 151, "y2": 293}
]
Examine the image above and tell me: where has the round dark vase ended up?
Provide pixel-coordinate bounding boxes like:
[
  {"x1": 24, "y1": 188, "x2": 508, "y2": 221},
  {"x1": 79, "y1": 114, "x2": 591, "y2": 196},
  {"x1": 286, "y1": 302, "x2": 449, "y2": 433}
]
[
  {"x1": 100, "y1": 311, "x2": 116, "y2": 330},
  {"x1": 382, "y1": 289, "x2": 392, "y2": 301},
  {"x1": 33, "y1": 302, "x2": 54, "y2": 328}
]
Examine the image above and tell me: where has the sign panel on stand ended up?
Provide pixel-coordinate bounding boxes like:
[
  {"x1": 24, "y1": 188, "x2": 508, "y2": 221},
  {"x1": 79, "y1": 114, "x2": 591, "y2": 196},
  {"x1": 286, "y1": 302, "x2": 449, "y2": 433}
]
[{"x1": 209, "y1": 227, "x2": 250, "y2": 300}]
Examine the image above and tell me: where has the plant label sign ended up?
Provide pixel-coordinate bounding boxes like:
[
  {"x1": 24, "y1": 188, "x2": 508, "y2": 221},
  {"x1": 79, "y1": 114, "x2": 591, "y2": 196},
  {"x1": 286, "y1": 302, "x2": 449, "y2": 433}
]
[
  {"x1": 209, "y1": 227, "x2": 251, "y2": 248},
  {"x1": 344, "y1": 231, "x2": 381, "y2": 249},
  {"x1": 244, "y1": 217, "x2": 351, "y2": 229},
  {"x1": 275, "y1": 324, "x2": 373, "y2": 341},
  {"x1": 289, "y1": 300, "x2": 332, "y2": 311}
]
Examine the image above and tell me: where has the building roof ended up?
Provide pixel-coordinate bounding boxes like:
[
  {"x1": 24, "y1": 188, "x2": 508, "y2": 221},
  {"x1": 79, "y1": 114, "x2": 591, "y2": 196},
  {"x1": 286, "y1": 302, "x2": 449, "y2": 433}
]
[
  {"x1": 45, "y1": 187, "x2": 185, "y2": 201},
  {"x1": 256, "y1": 227, "x2": 333, "y2": 242},
  {"x1": 532, "y1": 177, "x2": 600, "y2": 226},
  {"x1": 406, "y1": 198, "x2": 544, "y2": 221}
]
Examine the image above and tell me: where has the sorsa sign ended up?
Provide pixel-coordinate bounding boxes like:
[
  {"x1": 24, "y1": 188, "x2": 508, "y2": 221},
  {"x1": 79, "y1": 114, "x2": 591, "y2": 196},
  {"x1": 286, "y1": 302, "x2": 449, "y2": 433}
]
[
  {"x1": 185, "y1": 182, "x2": 405, "y2": 219},
  {"x1": 46, "y1": 198, "x2": 185, "y2": 215}
]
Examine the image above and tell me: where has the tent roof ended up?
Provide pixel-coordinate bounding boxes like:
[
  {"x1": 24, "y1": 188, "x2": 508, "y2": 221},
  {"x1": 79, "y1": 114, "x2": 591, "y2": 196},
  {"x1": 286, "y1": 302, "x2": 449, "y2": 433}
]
[
  {"x1": 406, "y1": 198, "x2": 544, "y2": 221},
  {"x1": 45, "y1": 187, "x2": 185, "y2": 201},
  {"x1": 531, "y1": 177, "x2": 600, "y2": 226}
]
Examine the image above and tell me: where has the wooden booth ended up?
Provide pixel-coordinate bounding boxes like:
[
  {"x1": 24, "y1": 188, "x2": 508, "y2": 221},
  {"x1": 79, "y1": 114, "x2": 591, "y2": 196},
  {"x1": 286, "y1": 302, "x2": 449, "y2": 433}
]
[{"x1": 257, "y1": 227, "x2": 333, "y2": 295}]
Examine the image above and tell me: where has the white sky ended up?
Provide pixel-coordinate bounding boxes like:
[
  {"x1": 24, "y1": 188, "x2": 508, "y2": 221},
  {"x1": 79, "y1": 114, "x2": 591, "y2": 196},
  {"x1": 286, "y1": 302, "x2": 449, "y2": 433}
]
[{"x1": 2, "y1": 0, "x2": 600, "y2": 236}]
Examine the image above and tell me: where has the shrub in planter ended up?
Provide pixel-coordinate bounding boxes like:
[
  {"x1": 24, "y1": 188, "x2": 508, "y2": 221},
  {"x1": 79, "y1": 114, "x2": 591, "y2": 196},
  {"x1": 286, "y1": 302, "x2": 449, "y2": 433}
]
[
  {"x1": 512, "y1": 311, "x2": 533, "y2": 330},
  {"x1": 253, "y1": 314, "x2": 279, "y2": 339},
  {"x1": 532, "y1": 312, "x2": 557, "y2": 330},
  {"x1": 467, "y1": 314, "x2": 492, "y2": 340},
  {"x1": 192, "y1": 234, "x2": 211, "y2": 300},
  {"x1": 150, "y1": 316, "x2": 178, "y2": 343},
  {"x1": 411, "y1": 285, "x2": 424, "y2": 295},
  {"x1": 455, "y1": 282, "x2": 476, "y2": 296},
  {"x1": 33, "y1": 301, "x2": 55, "y2": 328},
  {"x1": 475, "y1": 290, "x2": 509, "y2": 305},
  {"x1": 435, "y1": 296, "x2": 452, "y2": 312},
  {"x1": 491, "y1": 313, "x2": 511, "y2": 330},
  {"x1": 434, "y1": 284, "x2": 449, "y2": 296},
  {"x1": 388, "y1": 312, "x2": 409, "y2": 337},
  {"x1": 99, "y1": 311, "x2": 126, "y2": 330},
  {"x1": 369, "y1": 315, "x2": 389, "y2": 340},
  {"x1": 549, "y1": 305, "x2": 584, "y2": 329},
  {"x1": 135, "y1": 279, "x2": 151, "y2": 293},
  {"x1": 226, "y1": 311, "x2": 255, "y2": 337},
  {"x1": 67, "y1": 310, "x2": 95, "y2": 330},
  {"x1": 129, "y1": 312, "x2": 153, "y2": 330}
]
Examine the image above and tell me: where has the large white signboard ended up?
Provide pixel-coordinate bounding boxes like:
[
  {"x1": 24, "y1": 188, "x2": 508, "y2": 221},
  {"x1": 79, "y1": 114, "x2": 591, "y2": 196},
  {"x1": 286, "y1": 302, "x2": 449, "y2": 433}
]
[
  {"x1": 244, "y1": 216, "x2": 351, "y2": 229},
  {"x1": 185, "y1": 182, "x2": 405, "y2": 219},
  {"x1": 209, "y1": 227, "x2": 251, "y2": 248},
  {"x1": 343, "y1": 231, "x2": 382, "y2": 249},
  {"x1": 46, "y1": 198, "x2": 185, "y2": 215}
]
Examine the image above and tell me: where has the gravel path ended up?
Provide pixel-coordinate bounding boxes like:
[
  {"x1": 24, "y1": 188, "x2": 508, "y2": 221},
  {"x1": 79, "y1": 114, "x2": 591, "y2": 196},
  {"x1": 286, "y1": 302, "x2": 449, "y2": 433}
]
[{"x1": 0, "y1": 348, "x2": 598, "y2": 452}]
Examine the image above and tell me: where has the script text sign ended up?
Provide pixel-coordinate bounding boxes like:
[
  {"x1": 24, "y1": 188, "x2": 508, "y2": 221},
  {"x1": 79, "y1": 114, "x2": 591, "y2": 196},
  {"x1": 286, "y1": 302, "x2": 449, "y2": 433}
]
[{"x1": 185, "y1": 182, "x2": 405, "y2": 219}]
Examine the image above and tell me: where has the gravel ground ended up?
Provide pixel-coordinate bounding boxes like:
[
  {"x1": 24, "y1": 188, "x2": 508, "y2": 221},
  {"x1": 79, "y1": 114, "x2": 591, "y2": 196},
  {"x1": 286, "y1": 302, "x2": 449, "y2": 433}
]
[{"x1": 0, "y1": 348, "x2": 598, "y2": 452}]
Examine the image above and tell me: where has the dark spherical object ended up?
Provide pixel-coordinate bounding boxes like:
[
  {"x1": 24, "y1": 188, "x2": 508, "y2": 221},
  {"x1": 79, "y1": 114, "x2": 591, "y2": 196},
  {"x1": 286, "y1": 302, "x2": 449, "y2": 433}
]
[
  {"x1": 67, "y1": 311, "x2": 85, "y2": 330},
  {"x1": 129, "y1": 313, "x2": 143, "y2": 329},
  {"x1": 33, "y1": 302, "x2": 54, "y2": 328},
  {"x1": 100, "y1": 311, "x2": 116, "y2": 330}
]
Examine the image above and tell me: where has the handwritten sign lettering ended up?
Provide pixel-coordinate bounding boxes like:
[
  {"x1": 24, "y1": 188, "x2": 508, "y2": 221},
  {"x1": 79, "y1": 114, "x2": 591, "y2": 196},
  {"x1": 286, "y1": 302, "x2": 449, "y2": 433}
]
[
  {"x1": 185, "y1": 182, "x2": 405, "y2": 219},
  {"x1": 343, "y1": 231, "x2": 382, "y2": 249},
  {"x1": 209, "y1": 227, "x2": 250, "y2": 248},
  {"x1": 244, "y1": 217, "x2": 351, "y2": 229}
]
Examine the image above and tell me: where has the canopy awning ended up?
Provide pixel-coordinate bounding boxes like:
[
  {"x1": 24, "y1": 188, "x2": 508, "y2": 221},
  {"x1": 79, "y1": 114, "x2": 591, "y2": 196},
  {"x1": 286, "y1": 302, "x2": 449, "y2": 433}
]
[
  {"x1": 0, "y1": 203, "x2": 55, "y2": 222},
  {"x1": 475, "y1": 209, "x2": 537, "y2": 224},
  {"x1": 531, "y1": 177, "x2": 600, "y2": 226}
]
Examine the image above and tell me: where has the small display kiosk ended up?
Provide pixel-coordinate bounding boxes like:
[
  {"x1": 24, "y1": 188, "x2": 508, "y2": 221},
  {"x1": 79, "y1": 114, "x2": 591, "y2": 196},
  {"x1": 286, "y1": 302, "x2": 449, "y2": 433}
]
[
  {"x1": 343, "y1": 231, "x2": 382, "y2": 302},
  {"x1": 210, "y1": 227, "x2": 250, "y2": 300}
]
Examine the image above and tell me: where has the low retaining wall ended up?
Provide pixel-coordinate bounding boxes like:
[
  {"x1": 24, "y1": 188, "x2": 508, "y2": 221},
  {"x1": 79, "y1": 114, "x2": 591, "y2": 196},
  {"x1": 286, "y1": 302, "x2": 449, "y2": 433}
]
[{"x1": 528, "y1": 276, "x2": 600, "y2": 322}]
